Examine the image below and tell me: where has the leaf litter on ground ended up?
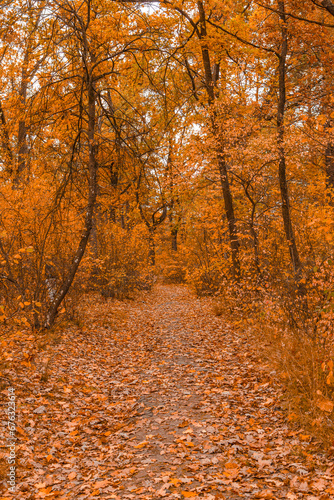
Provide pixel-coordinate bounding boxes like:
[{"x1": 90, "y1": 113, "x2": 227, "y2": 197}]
[{"x1": 1, "y1": 284, "x2": 334, "y2": 499}]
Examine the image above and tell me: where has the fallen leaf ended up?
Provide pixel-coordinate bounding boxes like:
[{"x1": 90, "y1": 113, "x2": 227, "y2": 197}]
[
  {"x1": 316, "y1": 399, "x2": 334, "y2": 413},
  {"x1": 94, "y1": 479, "x2": 110, "y2": 488}
]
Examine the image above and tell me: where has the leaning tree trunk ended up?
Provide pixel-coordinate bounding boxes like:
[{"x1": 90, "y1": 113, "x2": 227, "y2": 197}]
[
  {"x1": 44, "y1": 81, "x2": 98, "y2": 328},
  {"x1": 277, "y1": 0, "x2": 302, "y2": 278}
]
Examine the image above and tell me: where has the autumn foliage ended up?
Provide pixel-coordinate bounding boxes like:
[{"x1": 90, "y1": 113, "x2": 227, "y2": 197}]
[{"x1": 1, "y1": 0, "x2": 334, "y2": 445}]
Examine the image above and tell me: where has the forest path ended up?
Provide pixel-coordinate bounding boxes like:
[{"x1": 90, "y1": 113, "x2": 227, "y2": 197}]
[{"x1": 6, "y1": 285, "x2": 334, "y2": 499}]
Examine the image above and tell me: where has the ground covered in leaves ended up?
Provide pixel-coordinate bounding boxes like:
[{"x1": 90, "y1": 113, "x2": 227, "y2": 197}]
[{"x1": 1, "y1": 284, "x2": 334, "y2": 499}]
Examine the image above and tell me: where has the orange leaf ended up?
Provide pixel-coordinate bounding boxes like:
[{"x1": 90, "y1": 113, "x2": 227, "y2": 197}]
[
  {"x1": 68, "y1": 471, "x2": 77, "y2": 480},
  {"x1": 170, "y1": 478, "x2": 182, "y2": 486},
  {"x1": 134, "y1": 440, "x2": 148, "y2": 448},
  {"x1": 94, "y1": 480, "x2": 110, "y2": 488},
  {"x1": 317, "y1": 399, "x2": 334, "y2": 412}
]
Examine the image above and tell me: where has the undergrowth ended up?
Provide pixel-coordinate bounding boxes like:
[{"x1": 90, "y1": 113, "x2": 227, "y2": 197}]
[{"x1": 213, "y1": 260, "x2": 334, "y2": 447}]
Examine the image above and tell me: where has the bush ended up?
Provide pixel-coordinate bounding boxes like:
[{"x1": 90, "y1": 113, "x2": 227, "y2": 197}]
[
  {"x1": 213, "y1": 263, "x2": 334, "y2": 446},
  {"x1": 87, "y1": 223, "x2": 154, "y2": 299}
]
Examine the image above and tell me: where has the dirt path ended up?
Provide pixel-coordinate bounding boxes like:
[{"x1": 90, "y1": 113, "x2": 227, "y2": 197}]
[{"x1": 2, "y1": 285, "x2": 334, "y2": 499}]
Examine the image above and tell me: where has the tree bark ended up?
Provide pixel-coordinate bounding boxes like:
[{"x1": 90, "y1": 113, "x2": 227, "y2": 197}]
[
  {"x1": 16, "y1": 66, "x2": 28, "y2": 181},
  {"x1": 218, "y1": 156, "x2": 241, "y2": 280},
  {"x1": 171, "y1": 226, "x2": 178, "y2": 252},
  {"x1": 0, "y1": 100, "x2": 13, "y2": 172},
  {"x1": 325, "y1": 140, "x2": 334, "y2": 191},
  {"x1": 197, "y1": 0, "x2": 241, "y2": 280},
  {"x1": 44, "y1": 79, "x2": 98, "y2": 328},
  {"x1": 148, "y1": 229, "x2": 156, "y2": 266},
  {"x1": 277, "y1": 0, "x2": 302, "y2": 277}
]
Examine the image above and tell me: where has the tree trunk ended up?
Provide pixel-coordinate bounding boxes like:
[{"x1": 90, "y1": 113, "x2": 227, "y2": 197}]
[
  {"x1": 16, "y1": 77, "x2": 28, "y2": 180},
  {"x1": 148, "y1": 229, "x2": 156, "y2": 266},
  {"x1": 218, "y1": 156, "x2": 241, "y2": 280},
  {"x1": 44, "y1": 80, "x2": 98, "y2": 328},
  {"x1": 197, "y1": 0, "x2": 241, "y2": 280},
  {"x1": 171, "y1": 226, "x2": 178, "y2": 252},
  {"x1": 277, "y1": 0, "x2": 302, "y2": 277},
  {"x1": 0, "y1": 100, "x2": 13, "y2": 173},
  {"x1": 250, "y1": 223, "x2": 261, "y2": 276},
  {"x1": 325, "y1": 140, "x2": 334, "y2": 191}
]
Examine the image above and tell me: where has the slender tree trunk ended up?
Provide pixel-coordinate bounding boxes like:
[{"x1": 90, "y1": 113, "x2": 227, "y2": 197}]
[
  {"x1": 218, "y1": 157, "x2": 241, "y2": 280},
  {"x1": 197, "y1": 0, "x2": 241, "y2": 280},
  {"x1": 16, "y1": 74, "x2": 28, "y2": 180},
  {"x1": 44, "y1": 81, "x2": 98, "y2": 328},
  {"x1": 277, "y1": 1, "x2": 302, "y2": 277},
  {"x1": 0, "y1": 100, "x2": 13, "y2": 172},
  {"x1": 171, "y1": 226, "x2": 178, "y2": 252},
  {"x1": 148, "y1": 229, "x2": 156, "y2": 266},
  {"x1": 325, "y1": 140, "x2": 334, "y2": 191},
  {"x1": 249, "y1": 221, "x2": 261, "y2": 276}
]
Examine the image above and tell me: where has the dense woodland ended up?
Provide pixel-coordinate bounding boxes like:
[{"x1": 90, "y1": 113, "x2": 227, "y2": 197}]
[{"x1": 1, "y1": 0, "x2": 334, "y2": 475}]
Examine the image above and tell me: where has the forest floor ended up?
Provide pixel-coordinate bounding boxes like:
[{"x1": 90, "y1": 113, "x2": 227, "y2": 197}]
[{"x1": 1, "y1": 284, "x2": 334, "y2": 499}]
